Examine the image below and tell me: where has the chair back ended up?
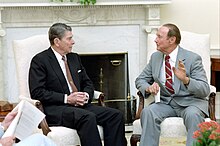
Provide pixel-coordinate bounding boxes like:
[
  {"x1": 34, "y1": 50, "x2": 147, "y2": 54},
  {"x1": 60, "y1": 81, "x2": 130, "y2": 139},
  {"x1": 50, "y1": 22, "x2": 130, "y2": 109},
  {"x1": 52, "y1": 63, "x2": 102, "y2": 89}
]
[
  {"x1": 13, "y1": 35, "x2": 49, "y2": 98},
  {"x1": 147, "y1": 31, "x2": 210, "y2": 83}
]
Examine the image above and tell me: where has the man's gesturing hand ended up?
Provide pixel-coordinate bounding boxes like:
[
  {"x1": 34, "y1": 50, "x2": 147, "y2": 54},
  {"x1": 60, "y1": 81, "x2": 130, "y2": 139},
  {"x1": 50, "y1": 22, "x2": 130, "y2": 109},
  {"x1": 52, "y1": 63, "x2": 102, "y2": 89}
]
[{"x1": 173, "y1": 60, "x2": 189, "y2": 85}]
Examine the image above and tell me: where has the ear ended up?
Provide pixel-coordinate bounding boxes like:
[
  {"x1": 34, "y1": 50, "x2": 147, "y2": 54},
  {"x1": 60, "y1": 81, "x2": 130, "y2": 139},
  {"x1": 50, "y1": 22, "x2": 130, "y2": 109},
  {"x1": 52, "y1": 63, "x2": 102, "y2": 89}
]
[
  {"x1": 169, "y1": 36, "x2": 176, "y2": 44},
  {"x1": 54, "y1": 38, "x2": 60, "y2": 46}
]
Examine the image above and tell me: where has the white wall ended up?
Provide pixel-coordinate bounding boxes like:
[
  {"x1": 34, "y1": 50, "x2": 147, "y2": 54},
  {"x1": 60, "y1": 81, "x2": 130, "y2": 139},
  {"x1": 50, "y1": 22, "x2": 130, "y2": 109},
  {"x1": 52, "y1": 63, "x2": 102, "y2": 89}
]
[{"x1": 160, "y1": 0, "x2": 220, "y2": 55}]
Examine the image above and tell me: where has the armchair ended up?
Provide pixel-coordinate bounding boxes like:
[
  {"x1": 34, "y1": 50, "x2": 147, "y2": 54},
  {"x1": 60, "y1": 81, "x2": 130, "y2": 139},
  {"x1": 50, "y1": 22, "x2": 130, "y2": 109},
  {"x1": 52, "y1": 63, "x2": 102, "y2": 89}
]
[
  {"x1": 13, "y1": 34, "x2": 105, "y2": 146},
  {"x1": 130, "y1": 31, "x2": 216, "y2": 146}
]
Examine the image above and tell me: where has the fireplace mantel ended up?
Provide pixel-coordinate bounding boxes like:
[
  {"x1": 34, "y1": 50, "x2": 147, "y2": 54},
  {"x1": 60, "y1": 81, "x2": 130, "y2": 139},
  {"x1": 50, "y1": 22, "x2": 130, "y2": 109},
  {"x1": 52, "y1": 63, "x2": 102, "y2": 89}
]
[
  {"x1": 0, "y1": 0, "x2": 171, "y2": 102},
  {"x1": 0, "y1": 0, "x2": 171, "y2": 34},
  {"x1": 0, "y1": 0, "x2": 171, "y2": 7}
]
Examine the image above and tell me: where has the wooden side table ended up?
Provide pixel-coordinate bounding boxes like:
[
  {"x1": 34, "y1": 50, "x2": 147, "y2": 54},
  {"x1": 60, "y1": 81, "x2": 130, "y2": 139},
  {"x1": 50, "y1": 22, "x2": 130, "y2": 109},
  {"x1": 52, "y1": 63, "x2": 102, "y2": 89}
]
[
  {"x1": 211, "y1": 55, "x2": 220, "y2": 91},
  {"x1": 0, "y1": 101, "x2": 14, "y2": 122}
]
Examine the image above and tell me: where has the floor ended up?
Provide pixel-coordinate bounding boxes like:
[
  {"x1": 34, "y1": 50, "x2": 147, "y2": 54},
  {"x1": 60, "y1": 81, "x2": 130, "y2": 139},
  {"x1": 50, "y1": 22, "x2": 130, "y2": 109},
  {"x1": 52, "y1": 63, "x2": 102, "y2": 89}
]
[{"x1": 125, "y1": 131, "x2": 187, "y2": 146}]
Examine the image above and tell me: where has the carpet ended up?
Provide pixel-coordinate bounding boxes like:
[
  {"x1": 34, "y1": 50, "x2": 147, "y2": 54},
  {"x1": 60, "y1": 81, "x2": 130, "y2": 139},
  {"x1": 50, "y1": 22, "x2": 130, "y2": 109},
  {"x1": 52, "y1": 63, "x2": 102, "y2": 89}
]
[{"x1": 160, "y1": 137, "x2": 186, "y2": 146}]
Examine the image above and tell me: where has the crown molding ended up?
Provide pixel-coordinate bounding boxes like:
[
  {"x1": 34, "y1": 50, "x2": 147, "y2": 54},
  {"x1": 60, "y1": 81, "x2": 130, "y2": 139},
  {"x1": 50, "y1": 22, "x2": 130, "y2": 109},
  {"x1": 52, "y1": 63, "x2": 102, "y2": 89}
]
[{"x1": 0, "y1": 1, "x2": 171, "y2": 8}]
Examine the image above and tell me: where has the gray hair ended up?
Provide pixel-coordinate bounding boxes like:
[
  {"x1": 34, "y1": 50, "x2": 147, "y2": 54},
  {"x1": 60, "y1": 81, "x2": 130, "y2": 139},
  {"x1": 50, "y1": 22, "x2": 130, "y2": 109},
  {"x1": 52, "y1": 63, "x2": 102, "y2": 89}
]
[
  {"x1": 48, "y1": 23, "x2": 72, "y2": 45},
  {"x1": 163, "y1": 23, "x2": 181, "y2": 45}
]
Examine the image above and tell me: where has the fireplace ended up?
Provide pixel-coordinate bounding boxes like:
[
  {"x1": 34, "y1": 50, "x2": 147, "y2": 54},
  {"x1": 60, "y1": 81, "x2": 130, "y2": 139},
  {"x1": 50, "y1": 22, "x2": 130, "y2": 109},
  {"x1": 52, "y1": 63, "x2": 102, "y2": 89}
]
[
  {"x1": 80, "y1": 53, "x2": 136, "y2": 124},
  {"x1": 80, "y1": 53, "x2": 128, "y2": 98}
]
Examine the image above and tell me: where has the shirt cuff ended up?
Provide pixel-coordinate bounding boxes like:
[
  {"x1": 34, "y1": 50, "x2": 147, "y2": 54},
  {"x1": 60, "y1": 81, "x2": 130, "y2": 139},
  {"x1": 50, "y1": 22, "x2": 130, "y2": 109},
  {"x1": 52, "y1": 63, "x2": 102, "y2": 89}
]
[
  {"x1": 84, "y1": 92, "x2": 89, "y2": 103},
  {"x1": 64, "y1": 94, "x2": 68, "y2": 104}
]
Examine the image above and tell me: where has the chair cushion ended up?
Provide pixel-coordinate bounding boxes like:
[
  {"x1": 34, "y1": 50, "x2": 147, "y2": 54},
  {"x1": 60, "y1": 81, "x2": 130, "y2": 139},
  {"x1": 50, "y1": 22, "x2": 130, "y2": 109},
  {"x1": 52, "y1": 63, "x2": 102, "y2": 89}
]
[
  {"x1": 47, "y1": 126, "x2": 103, "y2": 146},
  {"x1": 132, "y1": 118, "x2": 187, "y2": 137},
  {"x1": 160, "y1": 117, "x2": 187, "y2": 137},
  {"x1": 132, "y1": 119, "x2": 142, "y2": 134},
  {"x1": 132, "y1": 117, "x2": 211, "y2": 138}
]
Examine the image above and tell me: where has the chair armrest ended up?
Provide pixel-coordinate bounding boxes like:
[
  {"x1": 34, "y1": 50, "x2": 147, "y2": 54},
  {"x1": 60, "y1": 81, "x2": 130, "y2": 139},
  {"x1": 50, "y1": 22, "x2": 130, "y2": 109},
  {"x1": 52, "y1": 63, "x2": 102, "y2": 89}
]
[
  {"x1": 35, "y1": 101, "x2": 52, "y2": 135},
  {"x1": 135, "y1": 91, "x2": 145, "y2": 119},
  {"x1": 208, "y1": 92, "x2": 216, "y2": 121},
  {"x1": 207, "y1": 85, "x2": 216, "y2": 121},
  {"x1": 19, "y1": 95, "x2": 39, "y2": 105},
  {"x1": 93, "y1": 90, "x2": 105, "y2": 107},
  {"x1": 135, "y1": 90, "x2": 217, "y2": 121}
]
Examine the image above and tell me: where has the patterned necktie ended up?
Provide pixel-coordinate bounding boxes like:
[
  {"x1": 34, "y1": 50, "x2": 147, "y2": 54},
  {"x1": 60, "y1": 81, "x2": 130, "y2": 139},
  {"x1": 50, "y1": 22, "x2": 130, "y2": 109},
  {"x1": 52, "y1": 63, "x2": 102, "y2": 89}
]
[
  {"x1": 62, "y1": 56, "x2": 78, "y2": 93},
  {"x1": 165, "y1": 55, "x2": 174, "y2": 94}
]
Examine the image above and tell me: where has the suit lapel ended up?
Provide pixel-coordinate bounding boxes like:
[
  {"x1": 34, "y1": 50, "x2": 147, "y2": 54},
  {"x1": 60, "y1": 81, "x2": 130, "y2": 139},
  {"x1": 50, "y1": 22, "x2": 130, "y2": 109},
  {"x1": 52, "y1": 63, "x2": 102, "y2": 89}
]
[
  {"x1": 154, "y1": 51, "x2": 182, "y2": 95},
  {"x1": 153, "y1": 52, "x2": 170, "y2": 94},
  {"x1": 174, "y1": 47, "x2": 186, "y2": 94},
  {"x1": 47, "y1": 48, "x2": 70, "y2": 94},
  {"x1": 153, "y1": 51, "x2": 164, "y2": 79}
]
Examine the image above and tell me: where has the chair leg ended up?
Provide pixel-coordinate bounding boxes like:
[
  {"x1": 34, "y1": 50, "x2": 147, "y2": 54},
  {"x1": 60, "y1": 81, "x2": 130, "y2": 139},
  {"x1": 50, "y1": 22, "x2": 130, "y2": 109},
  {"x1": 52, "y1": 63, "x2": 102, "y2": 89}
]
[{"x1": 130, "y1": 134, "x2": 141, "y2": 146}]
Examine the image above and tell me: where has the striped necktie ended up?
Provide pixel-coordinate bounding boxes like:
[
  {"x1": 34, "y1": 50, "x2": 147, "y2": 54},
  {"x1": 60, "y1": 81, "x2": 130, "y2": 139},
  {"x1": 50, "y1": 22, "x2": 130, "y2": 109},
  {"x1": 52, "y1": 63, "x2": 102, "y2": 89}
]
[
  {"x1": 165, "y1": 55, "x2": 174, "y2": 94},
  {"x1": 62, "y1": 55, "x2": 78, "y2": 93}
]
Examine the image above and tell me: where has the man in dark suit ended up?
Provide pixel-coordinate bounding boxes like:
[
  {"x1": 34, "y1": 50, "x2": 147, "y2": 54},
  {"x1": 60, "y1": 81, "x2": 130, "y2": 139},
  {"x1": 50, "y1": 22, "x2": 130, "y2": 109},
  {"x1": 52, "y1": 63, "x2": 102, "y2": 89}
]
[
  {"x1": 28, "y1": 23, "x2": 126, "y2": 146},
  {"x1": 135, "y1": 23, "x2": 210, "y2": 146}
]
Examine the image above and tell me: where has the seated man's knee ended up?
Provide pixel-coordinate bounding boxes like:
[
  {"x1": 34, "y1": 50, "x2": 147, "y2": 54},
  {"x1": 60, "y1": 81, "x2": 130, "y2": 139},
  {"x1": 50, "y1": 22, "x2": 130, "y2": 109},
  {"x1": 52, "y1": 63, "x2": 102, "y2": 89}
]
[
  {"x1": 141, "y1": 104, "x2": 155, "y2": 117},
  {"x1": 113, "y1": 109, "x2": 124, "y2": 121},
  {"x1": 86, "y1": 112, "x2": 97, "y2": 121},
  {"x1": 182, "y1": 106, "x2": 205, "y2": 121}
]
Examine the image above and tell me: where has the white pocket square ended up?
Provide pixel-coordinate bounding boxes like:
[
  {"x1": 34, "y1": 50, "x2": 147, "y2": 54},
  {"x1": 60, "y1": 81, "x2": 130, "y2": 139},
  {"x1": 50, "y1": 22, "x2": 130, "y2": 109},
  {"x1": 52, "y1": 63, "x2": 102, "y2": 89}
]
[{"x1": 78, "y1": 70, "x2": 81, "y2": 73}]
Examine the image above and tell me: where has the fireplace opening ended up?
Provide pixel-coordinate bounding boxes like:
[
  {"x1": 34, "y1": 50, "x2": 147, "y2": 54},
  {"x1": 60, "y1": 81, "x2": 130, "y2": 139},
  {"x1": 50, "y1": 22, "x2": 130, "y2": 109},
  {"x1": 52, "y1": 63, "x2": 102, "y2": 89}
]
[{"x1": 80, "y1": 53, "x2": 136, "y2": 125}]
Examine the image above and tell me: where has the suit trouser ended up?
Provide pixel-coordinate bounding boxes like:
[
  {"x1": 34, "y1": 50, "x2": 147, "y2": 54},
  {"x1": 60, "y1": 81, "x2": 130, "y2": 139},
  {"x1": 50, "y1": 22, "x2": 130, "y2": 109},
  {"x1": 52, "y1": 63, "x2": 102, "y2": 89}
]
[
  {"x1": 62, "y1": 104, "x2": 126, "y2": 146},
  {"x1": 139, "y1": 99, "x2": 205, "y2": 146}
]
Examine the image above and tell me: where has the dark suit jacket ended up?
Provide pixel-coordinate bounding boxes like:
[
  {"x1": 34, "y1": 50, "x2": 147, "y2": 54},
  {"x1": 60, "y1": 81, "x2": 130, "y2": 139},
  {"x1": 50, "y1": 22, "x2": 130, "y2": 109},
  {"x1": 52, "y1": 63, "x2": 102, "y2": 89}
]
[{"x1": 29, "y1": 47, "x2": 94, "y2": 126}]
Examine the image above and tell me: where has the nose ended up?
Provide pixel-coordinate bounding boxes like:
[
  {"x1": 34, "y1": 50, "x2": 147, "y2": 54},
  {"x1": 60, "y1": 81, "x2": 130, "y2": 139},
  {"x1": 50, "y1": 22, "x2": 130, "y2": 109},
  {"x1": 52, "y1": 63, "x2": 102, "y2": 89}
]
[
  {"x1": 154, "y1": 38, "x2": 157, "y2": 43},
  {"x1": 72, "y1": 39, "x2": 75, "y2": 45}
]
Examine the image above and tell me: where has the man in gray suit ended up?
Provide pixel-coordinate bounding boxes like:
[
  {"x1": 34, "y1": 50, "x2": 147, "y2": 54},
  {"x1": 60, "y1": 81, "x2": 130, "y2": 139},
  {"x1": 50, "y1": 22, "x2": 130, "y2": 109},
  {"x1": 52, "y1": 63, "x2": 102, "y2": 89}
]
[{"x1": 135, "y1": 23, "x2": 210, "y2": 146}]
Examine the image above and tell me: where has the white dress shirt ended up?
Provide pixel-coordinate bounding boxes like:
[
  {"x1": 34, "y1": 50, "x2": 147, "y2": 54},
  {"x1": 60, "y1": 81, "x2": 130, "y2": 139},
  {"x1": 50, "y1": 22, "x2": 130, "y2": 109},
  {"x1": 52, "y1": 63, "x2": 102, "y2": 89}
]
[{"x1": 159, "y1": 46, "x2": 179, "y2": 86}]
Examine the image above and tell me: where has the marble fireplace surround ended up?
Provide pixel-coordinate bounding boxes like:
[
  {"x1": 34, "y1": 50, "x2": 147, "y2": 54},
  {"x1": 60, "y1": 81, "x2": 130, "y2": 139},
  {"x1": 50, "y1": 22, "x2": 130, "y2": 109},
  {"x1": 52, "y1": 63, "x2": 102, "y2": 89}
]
[{"x1": 0, "y1": 0, "x2": 171, "y2": 102}]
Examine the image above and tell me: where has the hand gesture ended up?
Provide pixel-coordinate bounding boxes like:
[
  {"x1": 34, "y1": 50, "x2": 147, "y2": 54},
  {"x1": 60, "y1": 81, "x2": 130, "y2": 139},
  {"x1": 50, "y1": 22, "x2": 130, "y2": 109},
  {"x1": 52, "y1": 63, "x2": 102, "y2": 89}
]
[{"x1": 173, "y1": 60, "x2": 189, "y2": 85}]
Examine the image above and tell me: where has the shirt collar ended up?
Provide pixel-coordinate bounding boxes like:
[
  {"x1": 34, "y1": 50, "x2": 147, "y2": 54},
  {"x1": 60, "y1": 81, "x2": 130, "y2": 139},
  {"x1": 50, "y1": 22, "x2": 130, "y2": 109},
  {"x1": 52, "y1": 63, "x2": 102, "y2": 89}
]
[
  {"x1": 167, "y1": 46, "x2": 179, "y2": 63},
  {"x1": 51, "y1": 47, "x2": 63, "y2": 61}
]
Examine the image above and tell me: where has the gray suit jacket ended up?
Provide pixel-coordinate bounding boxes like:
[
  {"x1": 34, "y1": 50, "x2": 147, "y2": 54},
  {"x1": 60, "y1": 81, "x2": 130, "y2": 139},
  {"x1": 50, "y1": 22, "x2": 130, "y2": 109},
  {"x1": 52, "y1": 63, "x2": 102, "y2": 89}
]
[{"x1": 135, "y1": 47, "x2": 210, "y2": 116}]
